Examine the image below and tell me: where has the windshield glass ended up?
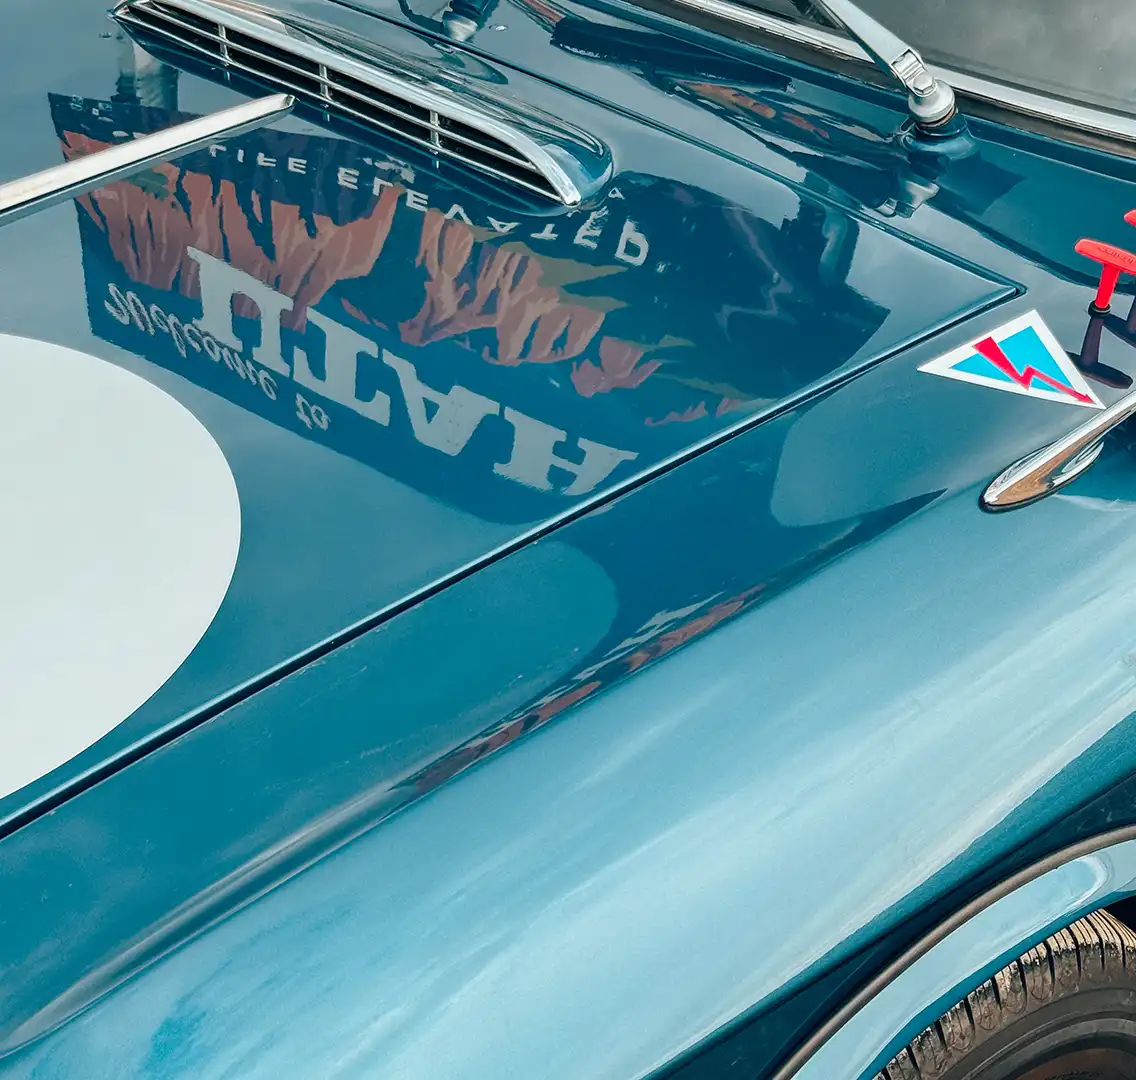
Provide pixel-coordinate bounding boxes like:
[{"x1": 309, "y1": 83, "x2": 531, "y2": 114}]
[{"x1": 749, "y1": 0, "x2": 1136, "y2": 118}]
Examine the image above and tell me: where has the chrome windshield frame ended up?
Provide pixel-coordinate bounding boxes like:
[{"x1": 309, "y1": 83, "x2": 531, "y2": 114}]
[{"x1": 663, "y1": 0, "x2": 1136, "y2": 147}]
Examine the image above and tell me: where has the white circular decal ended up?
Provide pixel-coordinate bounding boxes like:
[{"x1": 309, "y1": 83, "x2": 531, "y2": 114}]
[{"x1": 0, "y1": 335, "x2": 240, "y2": 801}]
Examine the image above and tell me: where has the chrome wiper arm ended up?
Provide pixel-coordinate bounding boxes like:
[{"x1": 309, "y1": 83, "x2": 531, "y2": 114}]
[{"x1": 807, "y1": 0, "x2": 956, "y2": 130}]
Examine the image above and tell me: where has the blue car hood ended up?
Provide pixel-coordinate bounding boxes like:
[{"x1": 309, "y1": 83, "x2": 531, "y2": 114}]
[{"x1": 0, "y1": 0, "x2": 1009, "y2": 829}]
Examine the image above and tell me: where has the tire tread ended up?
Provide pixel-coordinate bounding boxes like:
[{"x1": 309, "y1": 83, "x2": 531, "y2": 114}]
[{"x1": 872, "y1": 909, "x2": 1134, "y2": 1080}]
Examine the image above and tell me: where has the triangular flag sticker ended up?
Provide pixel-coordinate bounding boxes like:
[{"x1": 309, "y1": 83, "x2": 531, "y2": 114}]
[{"x1": 919, "y1": 310, "x2": 1103, "y2": 409}]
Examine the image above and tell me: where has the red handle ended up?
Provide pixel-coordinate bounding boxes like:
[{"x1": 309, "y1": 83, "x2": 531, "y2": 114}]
[{"x1": 1075, "y1": 238, "x2": 1136, "y2": 310}]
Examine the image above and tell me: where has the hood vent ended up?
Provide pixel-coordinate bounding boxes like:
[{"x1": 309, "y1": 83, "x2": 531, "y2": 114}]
[{"x1": 112, "y1": 0, "x2": 592, "y2": 204}]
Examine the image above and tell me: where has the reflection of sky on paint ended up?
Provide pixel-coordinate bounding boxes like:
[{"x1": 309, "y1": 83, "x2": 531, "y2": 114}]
[
  {"x1": 11, "y1": 456, "x2": 1136, "y2": 1080},
  {"x1": 841, "y1": 227, "x2": 989, "y2": 369}
]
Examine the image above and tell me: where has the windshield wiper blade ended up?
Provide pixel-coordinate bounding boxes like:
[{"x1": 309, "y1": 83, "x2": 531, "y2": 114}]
[{"x1": 807, "y1": 0, "x2": 956, "y2": 130}]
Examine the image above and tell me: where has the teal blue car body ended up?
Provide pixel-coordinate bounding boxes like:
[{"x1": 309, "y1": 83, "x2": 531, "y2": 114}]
[{"x1": 4, "y1": 0, "x2": 1136, "y2": 1077}]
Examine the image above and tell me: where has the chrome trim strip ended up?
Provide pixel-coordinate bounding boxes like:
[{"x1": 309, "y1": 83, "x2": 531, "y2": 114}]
[
  {"x1": 114, "y1": 0, "x2": 587, "y2": 204},
  {"x1": 664, "y1": 0, "x2": 857, "y2": 54},
  {"x1": 0, "y1": 93, "x2": 293, "y2": 227},
  {"x1": 980, "y1": 390, "x2": 1133, "y2": 511},
  {"x1": 664, "y1": 0, "x2": 1136, "y2": 145},
  {"x1": 945, "y1": 69, "x2": 1136, "y2": 144}
]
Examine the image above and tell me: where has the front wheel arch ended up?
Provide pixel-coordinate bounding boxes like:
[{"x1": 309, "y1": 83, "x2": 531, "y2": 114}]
[
  {"x1": 776, "y1": 830, "x2": 1136, "y2": 1080},
  {"x1": 876, "y1": 907, "x2": 1136, "y2": 1079}
]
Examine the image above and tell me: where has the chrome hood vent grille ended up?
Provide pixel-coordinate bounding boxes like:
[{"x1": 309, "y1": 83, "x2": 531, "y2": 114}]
[{"x1": 112, "y1": 0, "x2": 597, "y2": 204}]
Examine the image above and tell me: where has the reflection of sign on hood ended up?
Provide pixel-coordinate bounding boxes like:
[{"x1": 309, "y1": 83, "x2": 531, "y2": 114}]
[{"x1": 55, "y1": 94, "x2": 889, "y2": 523}]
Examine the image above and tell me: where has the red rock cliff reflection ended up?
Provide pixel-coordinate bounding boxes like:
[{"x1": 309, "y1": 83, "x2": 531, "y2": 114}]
[
  {"x1": 61, "y1": 128, "x2": 658, "y2": 398},
  {"x1": 62, "y1": 130, "x2": 402, "y2": 331}
]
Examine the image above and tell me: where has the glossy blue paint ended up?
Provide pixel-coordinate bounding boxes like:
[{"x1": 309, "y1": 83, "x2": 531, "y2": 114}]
[
  {"x1": 7, "y1": 0, "x2": 1136, "y2": 1078},
  {"x1": 0, "y1": 24, "x2": 1009, "y2": 830},
  {"x1": 8, "y1": 450, "x2": 1136, "y2": 1080}
]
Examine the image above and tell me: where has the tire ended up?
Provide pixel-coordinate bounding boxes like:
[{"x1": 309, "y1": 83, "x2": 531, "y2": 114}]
[{"x1": 874, "y1": 909, "x2": 1136, "y2": 1080}]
